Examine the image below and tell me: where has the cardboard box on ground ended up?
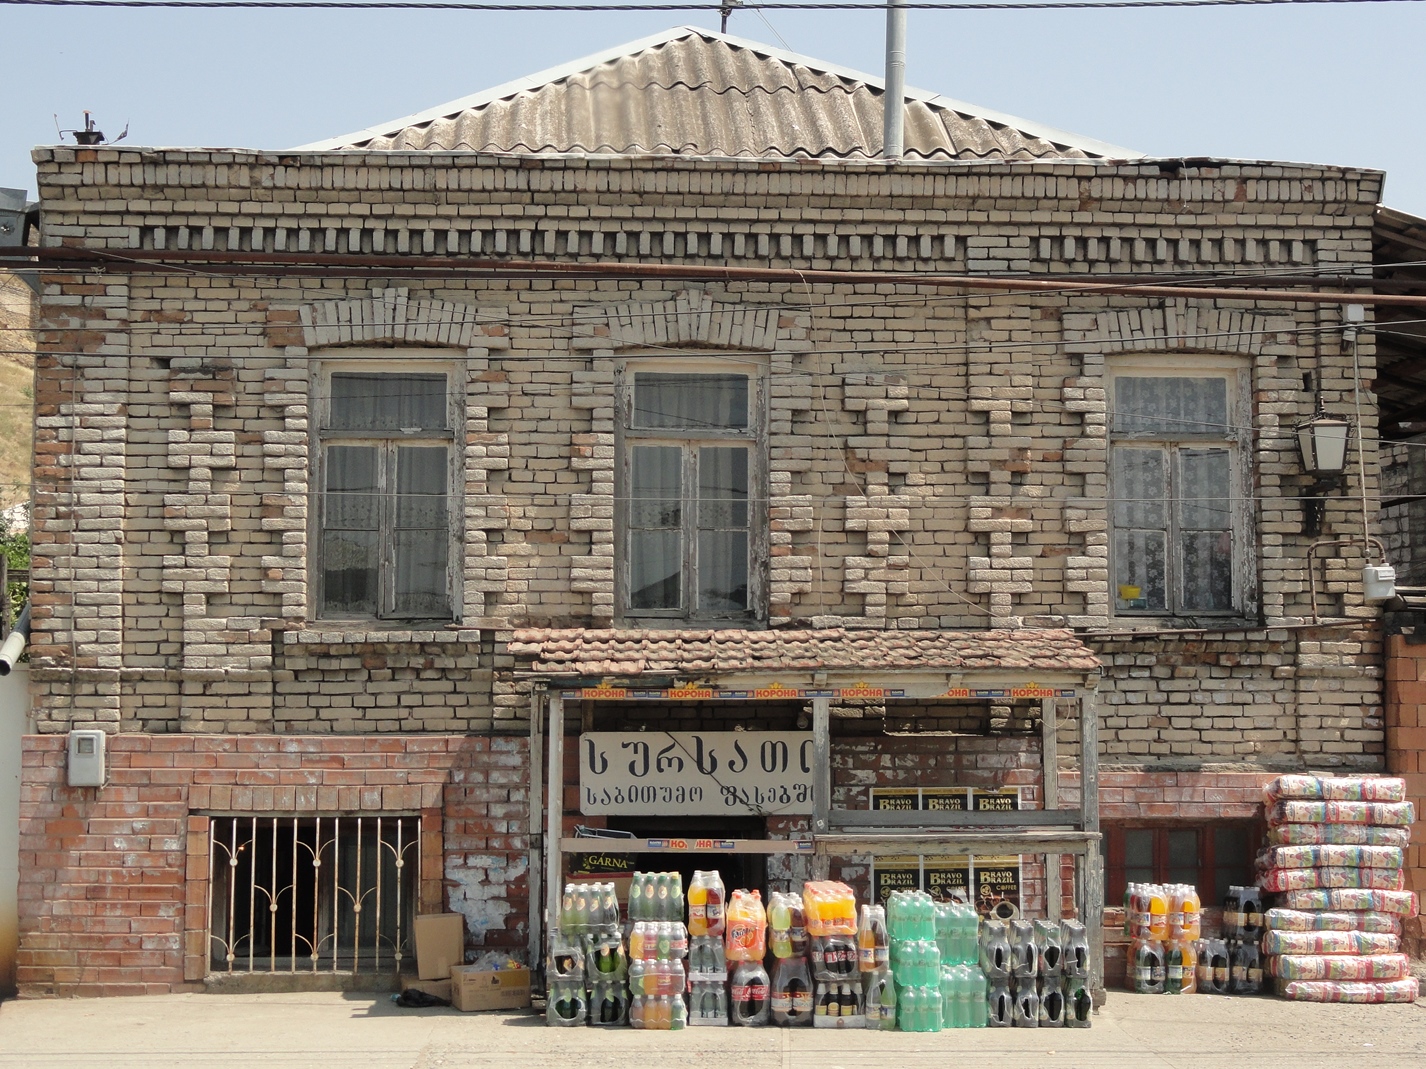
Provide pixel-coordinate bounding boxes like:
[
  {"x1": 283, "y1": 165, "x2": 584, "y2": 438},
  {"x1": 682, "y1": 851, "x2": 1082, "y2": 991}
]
[
  {"x1": 414, "y1": 914, "x2": 466, "y2": 981},
  {"x1": 450, "y1": 966, "x2": 533, "y2": 1012}
]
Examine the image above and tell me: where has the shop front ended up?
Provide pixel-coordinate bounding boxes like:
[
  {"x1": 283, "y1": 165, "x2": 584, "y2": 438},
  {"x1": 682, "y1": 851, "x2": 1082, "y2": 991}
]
[{"x1": 509, "y1": 626, "x2": 1107, "y2": 999}]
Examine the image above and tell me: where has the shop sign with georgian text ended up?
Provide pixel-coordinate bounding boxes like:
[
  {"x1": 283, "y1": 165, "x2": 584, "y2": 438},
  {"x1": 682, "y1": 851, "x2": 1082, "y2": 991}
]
[{"x1": 578, "y1": 731, "x2": 815, "y2": 816}]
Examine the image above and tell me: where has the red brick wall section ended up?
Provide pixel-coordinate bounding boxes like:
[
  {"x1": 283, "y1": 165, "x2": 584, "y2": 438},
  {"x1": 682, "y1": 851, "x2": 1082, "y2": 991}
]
[
  {"x1": 17, "y1": 734, "x2": 529, "y2": 998},
  {"x1": 1384, "y1": 633, "x2": 1426, "y2": 956},
  {"x1": 1061, "y1": 770, "x2": 1273, "y2": 986}
]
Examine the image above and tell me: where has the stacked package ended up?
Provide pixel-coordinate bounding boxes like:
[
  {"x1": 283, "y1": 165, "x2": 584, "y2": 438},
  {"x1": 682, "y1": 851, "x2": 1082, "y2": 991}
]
[
  {"x1": 547, "y1": 881, "x2": 631, "y2": 1027},
  {"x1": 1260, "y1": 776, "x2": 1419, "y2": 1004},
  {"x1": 627, "y1": 874, "x2": 688, "y2": 1029}
]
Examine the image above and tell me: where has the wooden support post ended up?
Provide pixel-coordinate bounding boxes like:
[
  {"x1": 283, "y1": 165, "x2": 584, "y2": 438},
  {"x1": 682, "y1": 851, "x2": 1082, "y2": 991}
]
[
  {"x1": 812, "y1": 696, "x2": 831, "y2": 879},
  {"x1": 527, "y1": 690, "x2": 545, "y2": 979},
  {"x1": 544, "y1": 693, "x2": 565, "y2": 982},
  {"x1": 1042, "y1": 696, "x2": 1061, "y2": 921},
  {"x1": 1080, "y1": 689, "x2": 1104, "y2": 1002}
]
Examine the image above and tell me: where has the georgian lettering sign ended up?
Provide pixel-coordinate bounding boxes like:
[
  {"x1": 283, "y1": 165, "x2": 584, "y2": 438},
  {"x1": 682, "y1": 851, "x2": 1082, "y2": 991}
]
[{"x1": 578, "y1": 731, "x2": 816, "y2": 816}]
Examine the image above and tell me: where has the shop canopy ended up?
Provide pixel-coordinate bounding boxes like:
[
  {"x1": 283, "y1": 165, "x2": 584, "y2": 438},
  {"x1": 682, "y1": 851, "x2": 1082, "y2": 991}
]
[{"x1": 509, "y1": 626, "x2": 1101, "y2": 699}]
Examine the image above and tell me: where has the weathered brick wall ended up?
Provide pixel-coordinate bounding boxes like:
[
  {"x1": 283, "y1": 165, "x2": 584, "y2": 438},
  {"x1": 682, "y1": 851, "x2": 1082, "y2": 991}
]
[
  {"x1": 1080, "y1": 626, "x2": 1384, "y2": 769},
  {"x1": 16, "y1": 734, "x2": 529, "y2": 997},
  {"x1": 1383, "y1": 630, "x2": 1426, "y2": 956},
  {"x1": 27, "y1": 149, "x2": 1387, "y2": 766}
]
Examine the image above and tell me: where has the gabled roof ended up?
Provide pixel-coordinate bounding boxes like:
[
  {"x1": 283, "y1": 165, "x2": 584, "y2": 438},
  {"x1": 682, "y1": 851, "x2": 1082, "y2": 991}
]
[{"x1": 302, "y1": 25, "x2": 1138, "y2": 161}]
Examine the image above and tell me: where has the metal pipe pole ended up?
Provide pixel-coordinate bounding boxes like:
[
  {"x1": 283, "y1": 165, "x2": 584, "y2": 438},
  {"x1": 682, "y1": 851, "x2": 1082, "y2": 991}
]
[{"x1": 883, "y1": 0, "x2": 907, "y2": 159}]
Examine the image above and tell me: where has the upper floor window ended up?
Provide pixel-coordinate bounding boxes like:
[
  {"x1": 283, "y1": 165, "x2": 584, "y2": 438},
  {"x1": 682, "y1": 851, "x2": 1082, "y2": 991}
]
[
  {"x1": 316, "y1": 366, "x2": 457, "y2": 621},
  {"x1": 618, "y1": 366, "x2": 765, "y2": 623},
  {"x1": 1109, "y1": 362, "x2": 1251, "y2": 617}
]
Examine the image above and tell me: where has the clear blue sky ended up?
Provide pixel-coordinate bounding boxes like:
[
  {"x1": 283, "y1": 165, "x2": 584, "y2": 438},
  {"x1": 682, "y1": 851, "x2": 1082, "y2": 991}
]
[{"x1": 3, "y1": 2, "x2": 1424, "y2": 217}]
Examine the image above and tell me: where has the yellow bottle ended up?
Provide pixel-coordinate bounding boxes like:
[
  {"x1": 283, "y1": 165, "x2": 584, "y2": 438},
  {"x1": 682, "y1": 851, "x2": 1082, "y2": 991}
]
[
  {"x1": 1177, "y1": 940, "x2": 1198, "y2": 994},
  {"x1": 1147, "y1": 887, "x2": 1168, "y2": 941},
  {"x1": 1181, "y1": 887, "x2": 1201, "y2": 941},
  {"x1": 688, "y1": 872, "x2": 709, "y2": 937}
]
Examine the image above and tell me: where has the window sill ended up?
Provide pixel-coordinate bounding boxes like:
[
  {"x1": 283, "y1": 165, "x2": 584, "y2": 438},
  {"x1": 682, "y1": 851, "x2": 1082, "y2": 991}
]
[
  {"x1": 1080, "y1": 617, "x2": 1267, "y2": 639},
  {"x1": 284, "y1": 624, "x2": 478, "y2": 645}
]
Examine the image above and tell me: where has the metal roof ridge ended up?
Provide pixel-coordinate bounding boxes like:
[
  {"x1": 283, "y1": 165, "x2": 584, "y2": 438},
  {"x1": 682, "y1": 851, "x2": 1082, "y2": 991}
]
[
  {"x1": 296, "y1": 25, "x2": 710, "y2": 151},
  {"x1": 295, "y1": 23, "x2": 1141, "y2": 159}
]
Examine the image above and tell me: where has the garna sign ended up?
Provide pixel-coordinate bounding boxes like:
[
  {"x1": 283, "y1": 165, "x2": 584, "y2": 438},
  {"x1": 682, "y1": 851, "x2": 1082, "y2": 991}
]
[{"x1": 578, "y1": 731, "x2": 816, "y2": 816}]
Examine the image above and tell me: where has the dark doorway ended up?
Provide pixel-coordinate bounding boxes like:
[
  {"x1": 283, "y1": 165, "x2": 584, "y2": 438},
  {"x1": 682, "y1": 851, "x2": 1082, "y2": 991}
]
[{"x1": 604, "y1": 814, "x2": 768, "y2": 896}]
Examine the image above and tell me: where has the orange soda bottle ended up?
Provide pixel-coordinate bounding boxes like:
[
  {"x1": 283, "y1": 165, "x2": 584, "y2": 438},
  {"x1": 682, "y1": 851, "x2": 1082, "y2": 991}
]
[
  {"x1": 1181, "y1": 887, "x2": 1201, "y2": 941},
  {"x1": 1147, "y1": 886, "x2": 1168, "y2": 941},
  {"x1": 688, "y1": 871, "x2": 709, "y2": 937}
]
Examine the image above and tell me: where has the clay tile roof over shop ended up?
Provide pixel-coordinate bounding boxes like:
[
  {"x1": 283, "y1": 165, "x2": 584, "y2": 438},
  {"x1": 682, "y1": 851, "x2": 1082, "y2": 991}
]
[
  {"x1": 508, "y1": 627, "x2": 1101, "y2": 678},
  {"x1": 303, "y1": 26, "x2": 1138, "y2": 161}
]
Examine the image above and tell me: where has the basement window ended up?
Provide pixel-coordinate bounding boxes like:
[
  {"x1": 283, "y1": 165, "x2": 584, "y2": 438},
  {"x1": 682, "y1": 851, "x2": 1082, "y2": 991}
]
[{"x1": 207, "y1": 815, "x2": 420, "y2": 975}]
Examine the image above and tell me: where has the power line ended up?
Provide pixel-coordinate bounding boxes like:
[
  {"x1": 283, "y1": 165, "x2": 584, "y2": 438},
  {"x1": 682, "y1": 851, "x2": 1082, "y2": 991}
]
[{"x1": 2, "y1": 0, "x2": 1424, "y2": 9}]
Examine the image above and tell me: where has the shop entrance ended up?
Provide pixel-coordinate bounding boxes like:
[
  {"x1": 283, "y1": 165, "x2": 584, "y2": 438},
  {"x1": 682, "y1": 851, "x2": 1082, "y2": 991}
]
[{"x1": 604, "y1": 815, "x2": 769, "y2": 902}]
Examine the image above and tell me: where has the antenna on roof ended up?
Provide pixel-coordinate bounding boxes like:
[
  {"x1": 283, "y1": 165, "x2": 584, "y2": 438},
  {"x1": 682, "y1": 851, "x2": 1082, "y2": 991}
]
[
  {"x1": 719, "y1": 0, "x2": 742, "y2": 33},
  {"x1": 55, "y1": 111, "x2": 128, "y2": 147}
]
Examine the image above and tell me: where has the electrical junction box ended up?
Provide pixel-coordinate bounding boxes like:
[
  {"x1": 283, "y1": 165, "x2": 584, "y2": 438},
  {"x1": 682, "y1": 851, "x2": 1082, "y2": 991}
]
[
  {"x1": 67, "y1": 729, "x2": 107, "y2": 787},
  {"x1": 1362, "y1": 564, "x2": 1397, "y2": 603}
]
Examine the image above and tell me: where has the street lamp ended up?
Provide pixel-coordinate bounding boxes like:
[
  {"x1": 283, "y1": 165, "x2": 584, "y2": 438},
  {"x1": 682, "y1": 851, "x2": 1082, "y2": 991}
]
[
  {"x1": 1296, "y1": 412, "x2": 1351, "y2": 478},
  {"x1": 1296, "y1": 412, "x2": 1351, "y2": 537}
]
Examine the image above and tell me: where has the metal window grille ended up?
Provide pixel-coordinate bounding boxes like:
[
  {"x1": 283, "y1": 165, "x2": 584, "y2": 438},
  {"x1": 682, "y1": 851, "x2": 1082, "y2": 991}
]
[{"x1": 207, "y1": 815, "x2": 420, "y2": 975}]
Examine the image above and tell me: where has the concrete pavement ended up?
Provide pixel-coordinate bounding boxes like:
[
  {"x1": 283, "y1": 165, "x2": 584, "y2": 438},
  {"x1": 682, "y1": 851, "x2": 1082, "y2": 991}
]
[{"x1": 1, "y1": 989, "x2": 1423, "y2": 1069}]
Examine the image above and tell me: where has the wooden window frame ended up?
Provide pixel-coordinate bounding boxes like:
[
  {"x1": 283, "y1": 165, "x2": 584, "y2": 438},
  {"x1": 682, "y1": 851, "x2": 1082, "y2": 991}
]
[
  {"x1": 1107, "y1": 358, "x2": 1256, "y2": 621},
  {"x1": 1102, "y1": 821, "x2": 1263, "y2": 905},
  {"x1": 614, "y1": 359, "x2": 769, "y2": 625},
  {"x1": 312, "y1": 359, "x2": 462, "y2": 623}
]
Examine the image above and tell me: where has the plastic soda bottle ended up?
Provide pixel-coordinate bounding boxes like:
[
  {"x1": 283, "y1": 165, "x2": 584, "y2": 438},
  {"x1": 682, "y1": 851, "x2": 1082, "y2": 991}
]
[
  {"x1": 1165, "y1": 941, "x2": 1184, "y2": 994},
  {"x1": 1013, "y1": 983, "x2": 1039, "y2": 1028},
  {"x1": 1231, "y1": 940, "x2": 1263, "y2": 995},
  {"x1": 1240, "y1": 888, "x2": 1264, "y2": 938},
  {"x1": 980, "y1": 920, "x2": 1011, "y2": 979},
  {"x1": 788, "y1": 893, "x2": 807, "y2": 956},
  {"x1": 670, "y1": 994, "x2": 686, "y2": 1030},
  {"x1": 968, "y1": 964, "x2": 988, "y2": 1027},
  {"x1": 1066, "y1": 977, "x2": 1091, "y2": 1027},
  {"x1": 1181, "y1": 886, "x2": 1202, "y2": 941},
  {"x1": 688, "y1": 871, "x2": 709, "y2": 937},
  {"x1": 1038, "y1": 975, "x2": 1064, "y2": 1026},
  {"x1": 878, "y1": 971, "x2": 898, "y2": 1029},
  {"x1": 1034, "y1": 919, "x2": 1063, "y2": 976},
  {"x1": 730, "y1": 960, "x2": 770, "y2": 1026},
  {"x1": 1167, "y1": 885, "x2": 1185, "y2": 939},
  {"x1": 960, "y1": 901, "x2": 980, "y2": 965},
  {"x1": 858, "y1": 904, "x2": 888, "y2": 971},
  {"x1": 987, "y1": 978, "x2": 1012, "y2": 1027},
  {"x1": 1177, "y1": 940, "x2": 1198, "y2": 994},
  {"x1": 1010, "y1": 920, "x2": 1036, "y2": 979},
  {"x1": 1147, "y1": 886, "x2": 1168, "y2": 941},
  {"x1": 704, "y1": 871, "x2": 725, "y2": 937},
  {"x1": 1132, "y1": 938, "x2": 1165, "y2": 994},
  {"x1": 1222, "y1": 887, "x2": 1244, "y2": 940},
  {"x1": 769, "y1": 893, "x2": 793, "y2": 958}
]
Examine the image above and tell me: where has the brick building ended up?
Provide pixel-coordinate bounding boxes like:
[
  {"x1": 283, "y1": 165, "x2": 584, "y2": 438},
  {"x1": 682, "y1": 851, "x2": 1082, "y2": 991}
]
[{"x1": 13, "y1": 26, "x2": 1418, "y2": 996}]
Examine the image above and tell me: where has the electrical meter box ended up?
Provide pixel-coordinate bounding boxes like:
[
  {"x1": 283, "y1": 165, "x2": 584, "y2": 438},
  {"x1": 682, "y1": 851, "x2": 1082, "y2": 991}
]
[{"x1": 67, "y1": 729, "x2": 107, "y2": 787}]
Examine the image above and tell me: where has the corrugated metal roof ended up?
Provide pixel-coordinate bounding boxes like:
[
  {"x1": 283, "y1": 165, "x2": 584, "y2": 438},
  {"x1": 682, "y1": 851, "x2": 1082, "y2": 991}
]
[
  {"x1": 304, "y1": 26, "x2": 1138, "y2": 161},
  {"x1": 508, "y1": 626, "x2": 1102, "y2": 678}
]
